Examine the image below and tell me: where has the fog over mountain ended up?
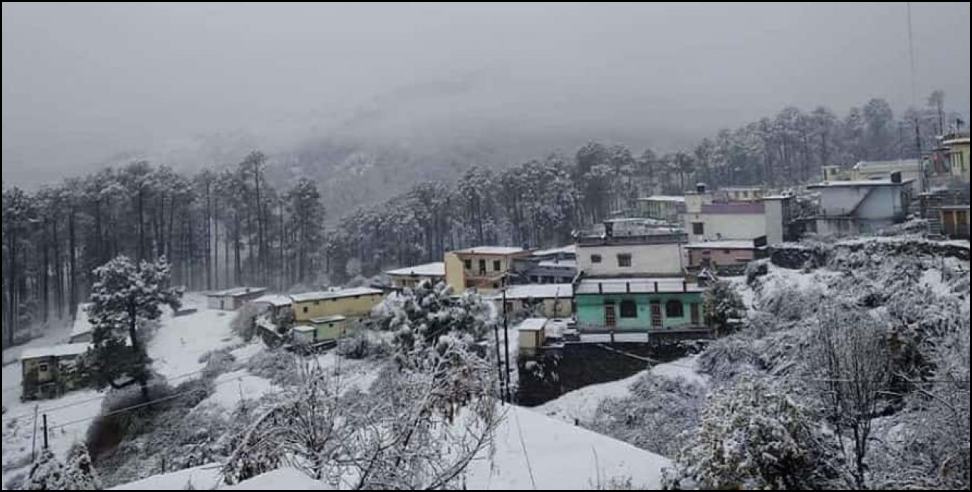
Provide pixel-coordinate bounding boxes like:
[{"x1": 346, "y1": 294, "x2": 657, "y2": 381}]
[{"x1": 3, "y1": 2, "x2": 970, "y2": 190}]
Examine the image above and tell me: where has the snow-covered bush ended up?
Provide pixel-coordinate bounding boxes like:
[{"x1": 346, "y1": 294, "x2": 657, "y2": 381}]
[
  {"x1": 246, "y1": 349, "x2": 302, "y2": 387},
  {"x1": 199, "y1": 347, "x2": 237, "y2": 380},
  {"x1": 335, "y1": 329, "x2": 391, "y2": 360},
  {"x1": 24, "y1": 449, "x2": 66, "y2": 491},
  {"x1": 664, "y1": 378, "x2": 838, "y2": 490},
  {"x1": 592, "y1": 374, "x2": 706, "y2": 457},
  {"x1": 62, "y1": 444, "x2": 102, "y2": 490},
  {"x1": 696, "y1": 336, "x2": 764, "y2": 385},
  {"x1": 231, "y1": 302, "x2": 265, "y2": 342}
]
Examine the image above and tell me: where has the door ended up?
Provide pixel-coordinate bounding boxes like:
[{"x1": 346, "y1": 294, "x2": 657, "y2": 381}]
[
  {"x1": 650, "y1": 301, "x2": 663, "y2": 330},
  {"x1": 691, "y1": 303, "x2": 701, "y2": 326},
  {"x1": 604, "y1": 304, "x2": 617, "y2": 328}
]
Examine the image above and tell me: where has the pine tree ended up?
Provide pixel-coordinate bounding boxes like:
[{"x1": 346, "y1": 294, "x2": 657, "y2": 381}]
[{"x1": 87, "y1": 255, "x2": 181, "y2": 400}]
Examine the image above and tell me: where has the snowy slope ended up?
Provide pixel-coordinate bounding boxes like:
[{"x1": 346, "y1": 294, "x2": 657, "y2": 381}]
[
  {"x1": 112, "y1": 466, "x2": 331, "y2": 491},
  {"x1": 536, "y1": 356, "x2": 707, "y2": 425},
  {"x1": 468, "y1": 405, "x2": 670, "y2": 490},
  {"x1": 148, "y1": 293, "x2": 242, "y2": 380}
]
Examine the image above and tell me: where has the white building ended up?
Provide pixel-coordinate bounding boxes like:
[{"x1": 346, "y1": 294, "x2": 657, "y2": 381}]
[
  {"x1": 807, "y1": 179, "x2": 912, "y2": 236},
  {"x1": 682, "y1": 187, "x2": 793, "y2": 245},
  {"x1": 576, "y1": 229, "x2": 686, "y2": 278},
  {"x1": 385, "y1": 262, "x2": 446, "y2": 289}
]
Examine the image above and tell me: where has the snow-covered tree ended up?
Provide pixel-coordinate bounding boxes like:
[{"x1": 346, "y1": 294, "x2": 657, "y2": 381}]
[
  {"x1": 703, "y1": 280, "x2": 746, "y2": 337},
  {"x1": 62, "y1": 444, "x2": 102, "y2": 490},
  {"x1": 87, "y1": 255, "x2": 181, "y2": 401},
  {"x1": 664, "y1": 378, "x2": 838, "y2": 490},
  {"x1": 25, "y1": 449, "x2": 67, "y2": 491}
]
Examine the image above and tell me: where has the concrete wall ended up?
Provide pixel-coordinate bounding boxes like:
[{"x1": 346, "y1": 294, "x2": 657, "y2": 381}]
[
  {"x1": 684, "y1": 212, "x2": 767, "y2": 243},
  {"x1": 687, "y1": 248, "x2": 756, "y2": 268},
  {"x1": 577, "y1": 242, "x2": 684, "y2": 277}
]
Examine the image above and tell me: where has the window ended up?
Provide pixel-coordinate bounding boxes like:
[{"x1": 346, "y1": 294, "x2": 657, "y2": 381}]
[
  {"x1": 493, "y1": 260, "x2": 502, "y2": 272},
  {"x1": 38, "y1": 364, "x2": 50, "y2": 373},
  {"x1": 665, "y1": 300, "x2": 684, "y2": 318},
  {"x1": 620, "y1": 300, "x2": 638, "y2": 318},
  {"x1": 303, "y1": 307, "x2": 309, "y2": 314},
  {"x1": 478, "y1": 259, "x2": 487, "y2": 274},
  {"x1": 543, "y1": 276, "x2": 554, "y2": 283},
  {"x1": 591, "y1": 254, "x2": 602, "y2": 264},
  {"x1": 692, "y1": 222, "x2": 705, "y2": 235},
  {"x1": 617, "y1": 254, "x2": 632, "y2": 267},
  {"x1": 530, "y1": 276, "x2": 539, "y2": 283},
  {"x1": 464, "y1": 259, "x2": 472, "y2": 270}
]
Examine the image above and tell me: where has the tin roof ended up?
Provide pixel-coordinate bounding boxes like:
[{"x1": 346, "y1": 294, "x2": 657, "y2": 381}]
[{"x1": 290, "y1": 288, "x2": 383, "y2": 303}]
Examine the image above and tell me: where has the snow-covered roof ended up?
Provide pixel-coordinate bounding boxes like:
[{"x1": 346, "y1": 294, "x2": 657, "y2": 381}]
[
  {"x1": 452, "y1": 246, "x2": 526, "y2": 256},
  {"x1": 491, "y1": 284, "x2": 573, "y2": 300},
  {"x1": 21, "y1": 343, "x2": 90, "y2": 360},
  {"x1": 516, "y1": 318, "x2": 547, "y2": 332},
  {"x1": 310, "y1": 315, "x2": 346, "y2": 324},
  {"x1": 206, "y1": 287, "x2": 268, "y2": 298},
  {"x1": 684, "y1": 240, "x2": 764, "y2": 250},
  {"x1": 637, "y1": 195, "x2": 686, "y2": 203},
  {"x1": 575, "y1": 277, "x2": 704, "y2": 295},
  {"x1": 808, "y1": 179, "x2": 913, "y2": 189},
  {"x1": 537, "y1": 260, "x2": 577, "y2": 269},
  {"x1": 940, "y1": 205, "x2": 971, "y2": 211},
  {"x1": 852, "y1": 159, "x2": 920, "y2": 171},
  {"x1": 290, "y1": 287, "x2": 384, "y2": 303},
  {"x1": 385, "y1": 262, "x2": 446, "y2": 277},
  {"x1": 71, "y1": 303, "x2": 93, "y2": 338},
  {"x1": 531, "y1": 245, "x2": 577, "y2": 257},
  {"x1": 251, "y1": 295, "x2": 293, "y2": 308}
]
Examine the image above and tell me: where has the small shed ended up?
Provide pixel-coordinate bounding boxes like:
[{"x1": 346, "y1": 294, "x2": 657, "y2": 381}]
[
  {"x1": 516, "y1": 318, "x2": 548, "y2": 355},
  {"x1": 21, "y1": 344, "x2": 90, "y2": 401},
  {"x1": 206, "y1": 287, "x2": 269, "y2": 311},
  {"x1": 293, "y1": 315, "x2": 350, "y2": 345}
]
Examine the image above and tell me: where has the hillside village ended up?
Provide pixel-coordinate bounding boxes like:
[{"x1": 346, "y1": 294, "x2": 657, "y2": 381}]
[{"x1": 1, "y1": 130, "x2": 968, "y2": 490}]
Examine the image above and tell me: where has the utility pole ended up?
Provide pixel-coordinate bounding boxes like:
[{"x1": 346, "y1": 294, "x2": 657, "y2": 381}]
[
  {"x1": 502, "y1": 288, "x2": 512, "y2": 404},
  {"x1": 493, "y1": 317, "x2": 506, "y2": 405},
  {"x1": 31, "y1": 405, "x2": 39, "y2": 461},
  {"x1": 43, "y1": 414, "x2": 49, "y2": 450}
]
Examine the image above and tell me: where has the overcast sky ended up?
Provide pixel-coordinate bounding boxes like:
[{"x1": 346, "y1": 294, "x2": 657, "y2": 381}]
[{"x1": 3, "y1": 2, "x2": 970, "y2": 187}]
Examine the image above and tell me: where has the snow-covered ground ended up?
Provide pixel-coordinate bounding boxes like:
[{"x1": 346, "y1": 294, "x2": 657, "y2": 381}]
[
  {"x1": 536, "y1": 356, "x2": 708, "y2": 426},
  {"x1": 2, "y1": 293, "x2": 244, "y2": 488}
]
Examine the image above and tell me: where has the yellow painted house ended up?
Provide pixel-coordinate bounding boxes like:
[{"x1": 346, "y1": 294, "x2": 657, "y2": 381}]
[
  {"x1": 943, "y1": 133, "x2": 970, "y2": 183},
  {"x1": 444, "y1": 247, "x2": 529, "y2": 294},
  {"x1": 290, "y1": 287, "x2": 385, "y2": 323}
]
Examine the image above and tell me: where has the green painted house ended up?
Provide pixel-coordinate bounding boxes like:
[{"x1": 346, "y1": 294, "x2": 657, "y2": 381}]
[{"x1": 574, "y1": 277, "x2": 705, "y2": 332}]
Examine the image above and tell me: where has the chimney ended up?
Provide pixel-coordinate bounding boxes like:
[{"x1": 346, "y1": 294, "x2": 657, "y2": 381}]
[
  {"x1": 696, "y1": 183, "x2": 707, "y2": 194},
  {"x1": 890, "y1": 171, "x2": 902, "y2": 184}
]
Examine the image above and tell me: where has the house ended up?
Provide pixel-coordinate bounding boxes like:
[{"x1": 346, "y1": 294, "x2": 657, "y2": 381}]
[
  {"x1": 293, "y1": 315, "x2": 349, "y2": 346},
  {"x1": 572, "y1": 221, "x2": 707, "y2": 335},
  {"x1": 251, "y1": 294, "x2": 293, "y2": 321},
  {"x1": 636, "y1": 196, "x2": 686, "y2": 223},
  {"x1": 444, "y1": 247, "x2": 530, "y2": 294},
  {"x1": 807, "y1": 177, "x2": 912, "y2": 236},
  {"x1": 290, "y1": 287, "x2": 385, "y2": 324},
  {"x1": 490, "y1": 284, "x2": 573, "y2": 319},
  {"x1": 576, "y1": 224, "x2": 687, "y2": 278},
  {"x1": 684, "y1": 237, "x2": 769, "y2": 274},
  {"x1": 682, "y1": 185, "x2": 794, "y2": 245},
  {"x1": 516, "y1": 318, "x2": 549, "y2": 355},
  {"x1": 943, "y1": 132, "x2": 970, "y2": 183},
  {"x1": 940, "y1": 205, "x2": 970, "y2": 239},
  {"x1": 70, "y1": 303, "x2": 94, "y2": 344},
  {"x1": 573, "y1": 277, "x2": 706, "y2": 334},
  {"x1": 206, "y1": 287, "x2": 268, "y2": 311},
  {"x1": 385, "y1": 262, "x2": 446, "y2": 290},
  {"x1": 21, "y1": 344, "x2": 90, "y2": 401}
]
